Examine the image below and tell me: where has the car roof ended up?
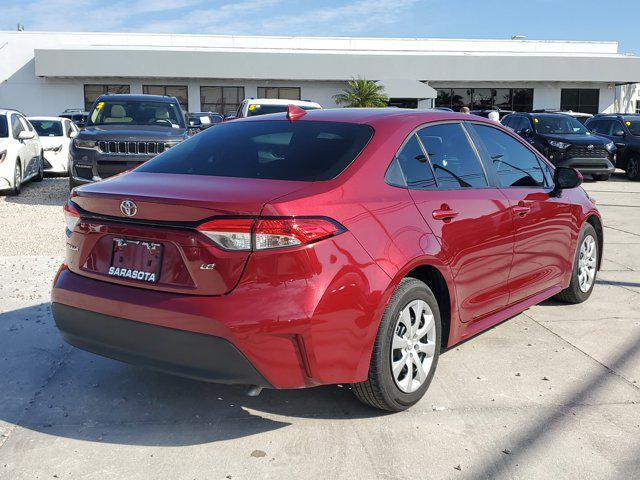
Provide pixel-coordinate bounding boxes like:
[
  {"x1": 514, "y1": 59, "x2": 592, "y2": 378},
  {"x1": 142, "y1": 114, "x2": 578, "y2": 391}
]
[
  {"x1": 95, "y1": 94, "x2": 179, "y2": 103},
  {"x1": 0, "y1": 109, "x2": 20, "y2": 116},
  {"x1": 246, "y1": 98, "x2": 322, "y2": 108},
  {"x1": 235, "y1": 107, "x2": 498, "y2": 128}
]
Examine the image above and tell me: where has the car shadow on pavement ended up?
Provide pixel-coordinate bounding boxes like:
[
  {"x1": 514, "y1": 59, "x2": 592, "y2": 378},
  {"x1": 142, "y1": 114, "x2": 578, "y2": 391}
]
[
  {"x1": 2, "y1": 178, "x2": 69, "y2": 207},
  {"x1": 0, "y1": 303, "x2": 388, "y2": 448}
]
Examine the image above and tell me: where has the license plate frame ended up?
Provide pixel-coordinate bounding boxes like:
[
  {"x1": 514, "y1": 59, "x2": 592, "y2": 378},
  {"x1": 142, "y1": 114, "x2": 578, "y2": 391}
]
[{"x1": 108, "y1": 238, "x2": 163, "y2": 284}]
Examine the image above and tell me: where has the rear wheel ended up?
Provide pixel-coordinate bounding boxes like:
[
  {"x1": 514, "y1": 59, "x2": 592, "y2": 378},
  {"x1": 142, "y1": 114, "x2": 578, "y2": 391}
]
[
  {"x1": 592, "y1": 173, "x2": 610, "y2": 181},
  {"x1": 626, "y1": 156, "x2": 640, "y2": 181},
  {"x1": 7, "y1": 160, "x2": 22, "y2": 196},
  {"x1": 351, "y1": 277, "x2": 441, "y2": 411},
  {"x1": 554, "y1": 223, "x2": 598, "y2": 304}
]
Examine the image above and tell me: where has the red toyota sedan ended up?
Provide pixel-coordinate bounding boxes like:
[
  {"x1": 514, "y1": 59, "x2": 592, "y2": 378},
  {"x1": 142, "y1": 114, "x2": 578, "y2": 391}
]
[{"x1": 52, "y1": 107, "x2": 602, "y2": 411}]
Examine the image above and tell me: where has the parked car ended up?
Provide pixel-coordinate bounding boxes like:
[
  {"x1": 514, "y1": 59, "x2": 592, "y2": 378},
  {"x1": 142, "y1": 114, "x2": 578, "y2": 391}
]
[
  {"x1": 187, "y1": 112, "x2": 224, "y2": 134},
  {"x1": 28, "y1": 117, "x2": 79, "y2": 176},
  {"x1": 69, "y1": 94, "x2": 189, "y2": 190},
  {"x1": 0, "y1": 109, "x2": 43, "y2": 195},
  {"x1": 60, "y1": 109, "x2": 89, "y2": 128},
  {"x1": 235, "y1": 98, "x2": 322, "y2": 118},
  {"x1": 502, "y1": 112, "x2": 616, "y2": 180},
  {"x1": 53, "y1": 108, "x2": 601, "y2": 411},
  {"x1": 585, "y1": 114, "x2": 640, "y2": 180},
  {"x1": 532, "y1": 109, "x2": 593, "y2": 125}
]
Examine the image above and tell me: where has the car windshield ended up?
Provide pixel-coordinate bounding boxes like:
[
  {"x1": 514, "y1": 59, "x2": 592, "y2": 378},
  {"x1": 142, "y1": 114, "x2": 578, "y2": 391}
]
[
  {"x1": 30, "y1": 120, "x2": 63, "y2": 137},
  {"x1": 88, "y1": 100, "x2": 184, "y2": 128},
  {"x1": 624, "y1": 120, "x2": 640, "y2": 136},
  {"x1": 137, "y1": 120, "x2": 373, "y2": 181},
  {"x1": 533, "y1": 115, "x2": 588, "y2": 135},
  {"x1": 247, "y1": 104, "x2": 320, "y2": 117},
  {"x1": 0, "y1": 115, "x2": 7, "y2": 138}
]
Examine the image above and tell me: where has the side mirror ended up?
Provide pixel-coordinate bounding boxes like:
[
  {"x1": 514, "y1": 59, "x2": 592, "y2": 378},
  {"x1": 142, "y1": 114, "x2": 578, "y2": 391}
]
[
  {"x1": 613, "y1": 130, "x2": 625, "y2": 137},
  {"x1": 223, "y1": 114, "x2": 237, "y2": 121},
  {"x1": 518, "y1": 128, "x2": 532, "y2": 137},
  {"x1": 69, "y1": 131, "x2": 78, "y2": 139},
  {"x1": 551, "y1": 166, "x2": 582, "y2": 196},
  {"x1": 18, "y1": 130, "x2": 35, "y2": 140}
]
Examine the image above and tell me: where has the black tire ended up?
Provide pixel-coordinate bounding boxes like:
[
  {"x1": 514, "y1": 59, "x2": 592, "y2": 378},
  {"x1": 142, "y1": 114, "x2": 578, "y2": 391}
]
[
  {"x1": 626, "y1": 156, "x2": 640, "y2": 181},
  {"x1": 33, "y1": 152, "x2": 44, "y2": 182},
  {"x1": 592, "y1": 173, "x2": 610, "y2": 181},
  {"x1": 7, "y1": 160, "x2": 22, "y2": 196},
  {"x1": 351, "y1": 277, "x2": 442, "y2": 412},
  {"x1": 554, "y1": 223, "x2": 598, "y2": 304}
]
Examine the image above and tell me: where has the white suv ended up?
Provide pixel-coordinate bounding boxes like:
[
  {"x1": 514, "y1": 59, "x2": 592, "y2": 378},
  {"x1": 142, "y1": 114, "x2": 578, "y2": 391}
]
[
  {"x1": 235, "y1": 98, "x2": 322, "y2": 118},
  {"x1": 0, "y1": 109, "x2": 44, "y2": 195}
]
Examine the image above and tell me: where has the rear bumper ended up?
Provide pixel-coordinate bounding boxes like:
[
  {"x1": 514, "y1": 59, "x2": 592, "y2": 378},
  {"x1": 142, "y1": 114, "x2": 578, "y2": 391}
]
[{"x1": 53, "y1": 302, "x2": 272, "y2": 387}]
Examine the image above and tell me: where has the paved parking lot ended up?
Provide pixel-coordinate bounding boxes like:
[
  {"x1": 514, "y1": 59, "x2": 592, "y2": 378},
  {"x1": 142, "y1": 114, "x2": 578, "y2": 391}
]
[{"x1": 0, "y1": 174, "x2": 638, "y2": 479}]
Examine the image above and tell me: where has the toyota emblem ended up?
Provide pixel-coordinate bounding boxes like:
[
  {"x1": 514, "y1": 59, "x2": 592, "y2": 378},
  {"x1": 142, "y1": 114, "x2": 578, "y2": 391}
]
[
  {"x1": 587, "y1": 144, "x2": 594, "y2": 150},
  {"x1": 120, "y1": 199, "x2": 138, "y2": 217}
]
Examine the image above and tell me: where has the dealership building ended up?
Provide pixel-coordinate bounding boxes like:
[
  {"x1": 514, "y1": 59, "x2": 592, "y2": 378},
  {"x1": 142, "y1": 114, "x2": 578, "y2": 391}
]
[{"x1": 1, "y1": 30, "x2": 640, "y2": 116}]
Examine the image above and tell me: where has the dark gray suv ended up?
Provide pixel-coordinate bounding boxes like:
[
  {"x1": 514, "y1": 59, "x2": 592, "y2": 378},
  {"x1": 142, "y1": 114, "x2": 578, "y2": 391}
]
[
  {"x1": 586, "y1": 114, "x2": 640, "y2": 181},
  {"x1": 69, "y1": 94, "x2": 188, "y2": 189}
]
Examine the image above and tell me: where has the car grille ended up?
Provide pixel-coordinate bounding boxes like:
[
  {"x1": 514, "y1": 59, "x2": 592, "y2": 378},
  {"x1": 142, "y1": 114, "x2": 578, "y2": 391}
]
[
  {"x1": 97, "y1": 141, "x2": 168, "y2": 155},
  {"x1": 567, "y1": 146, "x2": 608, "y2": 159}
]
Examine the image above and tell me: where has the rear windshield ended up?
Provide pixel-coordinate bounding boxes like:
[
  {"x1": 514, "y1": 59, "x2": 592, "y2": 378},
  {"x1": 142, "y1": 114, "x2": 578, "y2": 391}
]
[
  {"x1": 247, "y1": 104, "x2": 320, "y2": 117},
  {"x1": 30, "y1": 120, "x2": 63, "y2": 137},
  {"x1": 0, "y1": 115, "x2": 7, "y2": 138},
  {"x1": 88, "y1": 100, "x2": 184, "y2": 128},
  {"x1": 138, "y1": 120, "x2": 373, "y2": 181}
]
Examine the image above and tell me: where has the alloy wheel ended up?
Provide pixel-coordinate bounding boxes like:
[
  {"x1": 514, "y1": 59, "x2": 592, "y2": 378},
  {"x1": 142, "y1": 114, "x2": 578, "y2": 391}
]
[
  {"x1": 628, "y1": 158, "x2": 639, "y2": 180},
  {"x1": 578, "y1": 235, "x2": 597, "y2": 293},
  {"x1": 391, "y1": 299, "x2": 437, "y2": 393},
  {"x1": 14, "y1": 163, "x2": 21, "y2": 188}
]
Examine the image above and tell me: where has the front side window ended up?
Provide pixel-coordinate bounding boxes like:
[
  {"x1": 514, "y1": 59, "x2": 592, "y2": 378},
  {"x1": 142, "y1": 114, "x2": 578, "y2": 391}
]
[
  {"x1": 88, "y1": 100, "x2": 184, "y2": 128},
  {"x1": 624, "y1": 119, "x2": 640, "y2": 136},
  {"x1": 30, "y1": 120, "x2": 63, "y2": 137},
  {"x1": 394, "y1": 134, "x2": 436, "y2": 189},
  {"x1": 533, "y1": 115, "x2": 588, "y2": 135},
  {"x1": 11, "y1": 114, "x2": 24, "y2": 138},
  {"x1": 472, "y1": 124, "x2": 546, "y2": 188},
  {"x1": 416, "y1": 123, "x2": 488, "y2": 189},
  {"x1": 0, "y1": 115, "x2": 7, "y2": 138},
  {"x1": 138, "y1": 120, "x2": 373, "y2": 182}
]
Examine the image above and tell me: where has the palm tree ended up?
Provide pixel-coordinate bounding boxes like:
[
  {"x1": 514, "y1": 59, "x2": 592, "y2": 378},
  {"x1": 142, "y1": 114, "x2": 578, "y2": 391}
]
[{"x1": 333, "y1": 77, "x2": 389, "y2": 108}]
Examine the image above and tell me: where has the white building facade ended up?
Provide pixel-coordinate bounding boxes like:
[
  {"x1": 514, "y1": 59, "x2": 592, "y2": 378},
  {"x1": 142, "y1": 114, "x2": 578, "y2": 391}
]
[{"x1": 1, "y1": 31, "x2": 639, "y2": 116}]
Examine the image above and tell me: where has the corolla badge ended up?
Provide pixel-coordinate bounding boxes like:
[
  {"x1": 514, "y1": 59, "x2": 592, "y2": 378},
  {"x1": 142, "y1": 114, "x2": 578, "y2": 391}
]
[{"x1": 120, "y1": 199, "x2": 138, "y2": 217}]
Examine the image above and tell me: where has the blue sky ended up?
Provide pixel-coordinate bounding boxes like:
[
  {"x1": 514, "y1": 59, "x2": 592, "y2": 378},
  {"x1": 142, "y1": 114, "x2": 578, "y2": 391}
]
[{"x1": 2, "y1": 0, "x2": 638, "y2": 54}]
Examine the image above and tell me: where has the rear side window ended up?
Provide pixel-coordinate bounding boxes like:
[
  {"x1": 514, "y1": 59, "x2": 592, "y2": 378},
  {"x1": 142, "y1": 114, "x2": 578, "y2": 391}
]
[
  {"x1": 416, "y1": 123, "x2": 488, "y2": 189},
  {"x1": 394, "y1": 134, "x2": 436, "y2": 189},
  {"x1": 138, "y1": 120, "x2": 373, "y2": 181},
  {"x1": 472, "y1": 124, "x2": 546, "y2": 188}
]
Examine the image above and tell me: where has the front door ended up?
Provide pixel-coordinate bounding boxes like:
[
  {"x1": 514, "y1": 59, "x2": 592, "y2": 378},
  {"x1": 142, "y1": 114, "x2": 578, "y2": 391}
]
[
  {"x1": 397, "y1": 122, "x2": 514, "y2": 322},
  {"x1": 468, "y1": 122, "x2": 573, "y2": 304}
]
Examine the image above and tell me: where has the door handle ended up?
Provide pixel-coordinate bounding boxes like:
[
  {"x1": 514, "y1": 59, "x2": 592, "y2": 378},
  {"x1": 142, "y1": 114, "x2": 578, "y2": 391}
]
[
  {"x1": 512, "y1": 203, "x2": 531, "y2": 216},
  {"x1": 432, "y1": 208, "x2": 459, "y2": 221}
]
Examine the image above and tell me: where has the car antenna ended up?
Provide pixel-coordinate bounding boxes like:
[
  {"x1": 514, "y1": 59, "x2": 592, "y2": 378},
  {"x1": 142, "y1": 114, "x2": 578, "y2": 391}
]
[{"x1": 287, "y1": 104, "x2": 306, "y2": 121}]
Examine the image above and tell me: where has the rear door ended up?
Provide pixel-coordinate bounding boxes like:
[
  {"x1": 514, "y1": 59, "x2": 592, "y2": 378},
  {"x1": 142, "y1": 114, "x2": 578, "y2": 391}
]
[
  {"x1": 468, "y1": 122, "x2": 573, "y2": 304},
  {"x1": 398, "y1": 122, "x2": 514, "y2": 322}
]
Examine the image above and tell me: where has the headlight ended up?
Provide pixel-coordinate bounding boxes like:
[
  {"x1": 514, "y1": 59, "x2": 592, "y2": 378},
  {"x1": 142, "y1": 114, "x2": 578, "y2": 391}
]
[
  {"x1": 604, "y1": 142, "x2": 615, "y2": 152},
  {"x1": 73, "y1": 139, "x2": 97, "y2": 149},
  {"x1": 0, "y1": 150, "x2": 6, "y2": 163},
  {"x1": 548, "y1": 140, "x2": 571, "y2": 150}
]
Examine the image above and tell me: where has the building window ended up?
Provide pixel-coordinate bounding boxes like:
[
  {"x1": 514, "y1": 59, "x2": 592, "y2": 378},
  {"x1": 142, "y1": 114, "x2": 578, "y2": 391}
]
[
  {"x1": 636, "y1": 100, "x2": 640, "y2": 114},
  {"x1": 200, "y1": 86, "x2": 245, "y2": 115},
  {"x1": 84, "y1": 84, "x2": 130, "y2": 111},
  {"x1": 560, "y1": 88, "x2": 600, "y2": 115},
  {"x1": 257, "y1": 87, "x2": 301, "y2": 100},
  {"x1": 143, "y1": 85, "x2": 188, "y2": 110},
  {"x1": 435, "y1": 88, "x2": 533, "y2": 112}
]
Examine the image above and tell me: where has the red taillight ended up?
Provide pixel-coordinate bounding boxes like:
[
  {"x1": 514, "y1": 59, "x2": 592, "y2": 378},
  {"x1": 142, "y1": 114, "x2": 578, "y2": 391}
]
[
  {"x1": 196, "y1": 217, "x2": 344, "y2": 251},
  {"x1": 63, "y1": 201, "x2": 80, "y2": 234},
  {"x1": 254, "y1": 218, "x2": 343, "y2": 250}
]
